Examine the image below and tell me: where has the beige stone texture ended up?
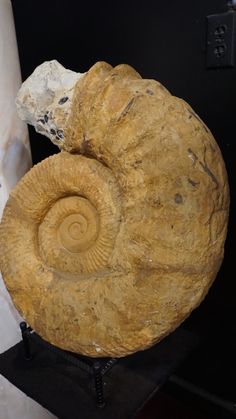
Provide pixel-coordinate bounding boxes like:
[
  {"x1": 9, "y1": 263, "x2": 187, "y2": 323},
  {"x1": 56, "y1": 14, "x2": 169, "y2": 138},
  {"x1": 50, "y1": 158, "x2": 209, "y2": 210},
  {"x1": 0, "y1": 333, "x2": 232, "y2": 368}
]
[{"x1": 0, "y1": 62, "x2": 230, "y2": 357}]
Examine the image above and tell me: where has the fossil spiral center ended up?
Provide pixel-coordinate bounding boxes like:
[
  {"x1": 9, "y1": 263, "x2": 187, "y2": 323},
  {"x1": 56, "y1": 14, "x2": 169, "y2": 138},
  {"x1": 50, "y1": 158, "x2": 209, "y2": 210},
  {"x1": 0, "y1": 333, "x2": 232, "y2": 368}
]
[
  {"x1": 58, "y1": 211, "x2": 96, "y2": 252},
  {"x1": 39, "y1": 196, "x2": 99, "y2": 265},
  {"x1": 35, "y1": 154, "x2": 121, "y2": 275},
  {"x1": 68, "y1": 219, "x2": 87, "y2": 238}
]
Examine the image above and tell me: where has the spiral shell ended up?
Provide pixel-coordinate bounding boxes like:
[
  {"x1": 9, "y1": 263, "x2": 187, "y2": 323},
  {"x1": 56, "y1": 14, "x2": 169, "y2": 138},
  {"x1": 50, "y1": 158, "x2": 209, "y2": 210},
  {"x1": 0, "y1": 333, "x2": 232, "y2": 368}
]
[{"x1": 0, "y1": 61, "x2": 229, "y2": 357}]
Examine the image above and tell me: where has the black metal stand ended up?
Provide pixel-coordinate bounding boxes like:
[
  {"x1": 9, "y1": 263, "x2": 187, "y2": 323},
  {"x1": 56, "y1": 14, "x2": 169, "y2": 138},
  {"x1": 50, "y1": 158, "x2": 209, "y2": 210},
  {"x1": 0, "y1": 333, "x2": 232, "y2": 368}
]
[
  {"x1": 0, "y1": 324, "x2": 198, "y2": 419},
  {"x1": 19, "y1": 322, "x2": 117, "y2": 407},
  {"x1": 93, "y1": 362, "x2": 105, "y2": 407},
  {"x1": 20, "y1": 322, "x2": 32, "y2": 361}
]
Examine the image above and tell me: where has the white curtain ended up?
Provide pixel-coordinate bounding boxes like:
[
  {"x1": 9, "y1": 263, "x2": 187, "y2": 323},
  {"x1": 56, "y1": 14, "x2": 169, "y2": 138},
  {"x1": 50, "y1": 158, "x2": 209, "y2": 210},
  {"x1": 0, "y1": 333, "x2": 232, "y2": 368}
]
[{"x1": 0, "y1": 1, "x2": 56, "y2": 418}]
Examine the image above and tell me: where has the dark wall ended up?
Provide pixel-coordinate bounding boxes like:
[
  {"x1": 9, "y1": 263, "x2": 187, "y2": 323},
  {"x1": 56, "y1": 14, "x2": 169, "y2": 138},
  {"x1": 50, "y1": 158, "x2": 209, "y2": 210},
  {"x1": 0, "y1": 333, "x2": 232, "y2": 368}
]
[{"x1": 12, "y1": 0, "x2": 235, "y2": 397}]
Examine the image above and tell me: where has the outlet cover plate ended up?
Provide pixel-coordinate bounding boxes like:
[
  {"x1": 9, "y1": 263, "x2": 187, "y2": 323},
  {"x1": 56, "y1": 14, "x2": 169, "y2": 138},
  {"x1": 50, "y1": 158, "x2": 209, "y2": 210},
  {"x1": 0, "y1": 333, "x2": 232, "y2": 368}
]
[{"x1": 206, "y1": 11, "x2": 235, "y2": 69}]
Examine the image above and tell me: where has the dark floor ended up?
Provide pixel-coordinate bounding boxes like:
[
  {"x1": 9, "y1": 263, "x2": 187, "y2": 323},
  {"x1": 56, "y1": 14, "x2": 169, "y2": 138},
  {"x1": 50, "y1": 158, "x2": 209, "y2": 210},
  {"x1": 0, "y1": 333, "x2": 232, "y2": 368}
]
[
  {"x1": 137, "y1": 388, "x2": 234, "y2": 419},
  {"x1": 136, "y1": 301, "x2": 236, "y2": 419}
]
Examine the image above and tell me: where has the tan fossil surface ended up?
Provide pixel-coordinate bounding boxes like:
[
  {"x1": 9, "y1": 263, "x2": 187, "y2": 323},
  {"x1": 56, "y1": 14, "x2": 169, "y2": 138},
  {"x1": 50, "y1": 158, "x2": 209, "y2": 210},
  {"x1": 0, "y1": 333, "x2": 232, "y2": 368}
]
[{"x1": 0, "y1": 61, "x2": 230, "y2": 357}]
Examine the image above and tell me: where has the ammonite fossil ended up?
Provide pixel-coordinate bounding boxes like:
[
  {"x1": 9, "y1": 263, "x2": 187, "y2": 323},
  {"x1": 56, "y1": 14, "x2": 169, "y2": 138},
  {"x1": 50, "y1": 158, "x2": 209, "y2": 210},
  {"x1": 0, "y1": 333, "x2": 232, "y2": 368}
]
[{"x1": 0, "y1": 61, "x2": 229, "y2": 357}]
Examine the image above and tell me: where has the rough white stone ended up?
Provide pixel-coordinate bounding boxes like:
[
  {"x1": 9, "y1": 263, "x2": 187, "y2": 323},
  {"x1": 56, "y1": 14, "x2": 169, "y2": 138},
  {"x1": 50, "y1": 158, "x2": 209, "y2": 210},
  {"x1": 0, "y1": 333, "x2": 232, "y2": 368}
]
[{"x1": 16, "y1": 60, "x2": 85, "y2": 146}]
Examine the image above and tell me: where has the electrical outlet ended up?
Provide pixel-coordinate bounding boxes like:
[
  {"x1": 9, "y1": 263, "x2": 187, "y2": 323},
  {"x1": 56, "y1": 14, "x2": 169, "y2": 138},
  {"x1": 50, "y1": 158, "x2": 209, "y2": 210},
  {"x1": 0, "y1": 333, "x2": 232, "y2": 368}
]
[{"x1": 206, "y1": 11, "x2": 235, "y2": 68}]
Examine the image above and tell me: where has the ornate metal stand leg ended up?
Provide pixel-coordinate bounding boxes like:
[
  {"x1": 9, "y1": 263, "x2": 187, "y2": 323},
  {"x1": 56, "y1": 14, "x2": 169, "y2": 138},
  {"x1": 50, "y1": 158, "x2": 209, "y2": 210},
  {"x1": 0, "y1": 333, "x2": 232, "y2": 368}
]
[
  {"x1": 93, "y1": 361, "x2": 105, "y2": 407},
  {"x1": 20, "y1": 322, "x2": 32, "y2": 360}
]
